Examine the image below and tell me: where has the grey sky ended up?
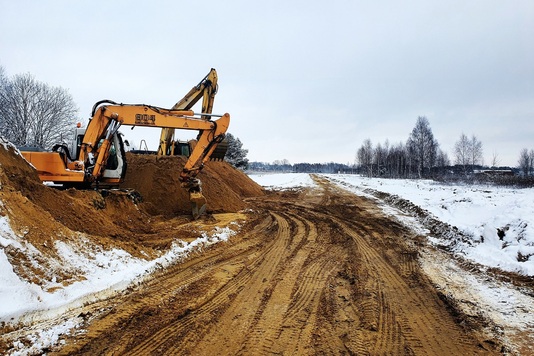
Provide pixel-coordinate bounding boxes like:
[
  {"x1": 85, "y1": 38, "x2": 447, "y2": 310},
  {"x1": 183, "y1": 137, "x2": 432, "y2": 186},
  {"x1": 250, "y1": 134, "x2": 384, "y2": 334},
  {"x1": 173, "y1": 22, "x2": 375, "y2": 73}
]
[{"x1": 1, "y1": 0, "x2": 532, "y2": 166}]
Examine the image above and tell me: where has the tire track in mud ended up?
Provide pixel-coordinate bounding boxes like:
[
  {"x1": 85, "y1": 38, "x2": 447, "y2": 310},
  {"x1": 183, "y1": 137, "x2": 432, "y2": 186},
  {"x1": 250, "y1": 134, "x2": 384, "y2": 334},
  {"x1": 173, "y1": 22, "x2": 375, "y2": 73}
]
[
  {"x1": 336, "y1": 216, "x2": 475, "y2": 354},
  {"x1": 55, "y1": 215, "x2": 276, "y2": 355},
  {"x1": 53, "y1": 176, "x2": 499, "y2": 355},
  {"x1": 129, "y1": 212, "x2": 296, "y2": 355}
]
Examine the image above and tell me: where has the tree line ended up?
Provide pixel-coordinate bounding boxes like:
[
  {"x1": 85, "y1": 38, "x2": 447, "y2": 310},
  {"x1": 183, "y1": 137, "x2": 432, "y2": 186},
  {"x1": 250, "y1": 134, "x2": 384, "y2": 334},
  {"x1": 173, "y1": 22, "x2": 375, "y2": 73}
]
[
  {"x1": 249, "y1": 161, "x2": 353, "y2": 174},
  {"x1": 355, "y1": 116, "x2": 534, "y2": 184}
]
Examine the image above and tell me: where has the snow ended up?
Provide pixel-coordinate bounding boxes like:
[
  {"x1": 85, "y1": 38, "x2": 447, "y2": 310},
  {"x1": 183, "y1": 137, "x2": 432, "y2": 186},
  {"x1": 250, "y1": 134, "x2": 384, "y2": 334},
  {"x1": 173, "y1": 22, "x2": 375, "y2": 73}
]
[
  {"x1": 247, "y1": 172, "x2": 315, "y2": 189},
  {"x1": 324, "y1": 174, "x2": 534, "y2": 276}
]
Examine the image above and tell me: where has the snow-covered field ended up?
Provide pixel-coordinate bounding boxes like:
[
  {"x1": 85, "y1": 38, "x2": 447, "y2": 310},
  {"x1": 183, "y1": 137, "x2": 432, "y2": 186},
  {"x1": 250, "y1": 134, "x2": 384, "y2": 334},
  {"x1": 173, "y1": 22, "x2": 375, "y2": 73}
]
[
  {"x1": 325, "y1": 174, "x2": 534, "y2": 277},
  {"x1": 248, "y1": 172, "x2": 316, "y2": 189}
]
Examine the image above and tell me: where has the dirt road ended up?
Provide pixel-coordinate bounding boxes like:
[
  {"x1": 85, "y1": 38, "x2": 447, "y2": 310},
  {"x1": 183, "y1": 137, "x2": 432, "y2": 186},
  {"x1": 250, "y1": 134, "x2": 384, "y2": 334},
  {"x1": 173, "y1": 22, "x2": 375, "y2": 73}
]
[{"x1": 53, "y1": 175, "x2": 500, "y2": 355}]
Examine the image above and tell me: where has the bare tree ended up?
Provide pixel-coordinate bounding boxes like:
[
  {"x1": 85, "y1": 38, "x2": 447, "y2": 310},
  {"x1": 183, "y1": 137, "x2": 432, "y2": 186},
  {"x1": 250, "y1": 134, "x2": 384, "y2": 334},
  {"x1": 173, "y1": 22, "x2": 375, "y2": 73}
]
[
  {"x1": 469, "y1": 134, "x2": 483, "y2": 166},
  {"x1": 454, "y1": 133, "x2": 482, "y2": 174},
  {"x1": 0, "y1": 66, "x2": 9, "y2": 138},
  {"x1": 454, "y1": 133, "x2": 470, "y2": 174},
  {"x1": 491, "y1": 151, "x2": 500, "y2": 168},
  {"x1": 407, "y1": 116, "x2": 438, "y2": 178},
  {"x1": 389, "y1": 141, "x2": 407, "y2": 178},
  {"x1": 436, "y1": 148, "x2": 450, "y2": 167},
  {"x1": 0, "y1": 66, "x2": 6, "y2": 89},
  {"x1": 518, "y1": 148, "x2": 534, "y2": 176},
  {"x1": 357, "y1": 138, "x2": 374, "y2": 177},
  {"x1": 0, "y1": 72, "x2": 78, "y2": 148},
  {"x1": 374, "y1": 142, "x2": 385, "y2": 176}
]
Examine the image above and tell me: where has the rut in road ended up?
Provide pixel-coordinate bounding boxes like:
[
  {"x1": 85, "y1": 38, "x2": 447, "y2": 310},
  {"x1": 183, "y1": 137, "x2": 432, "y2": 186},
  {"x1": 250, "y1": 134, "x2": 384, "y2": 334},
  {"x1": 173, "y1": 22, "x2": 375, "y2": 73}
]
[{"x1": 55, "y1": 175, "x2": 499, "y2": 355}]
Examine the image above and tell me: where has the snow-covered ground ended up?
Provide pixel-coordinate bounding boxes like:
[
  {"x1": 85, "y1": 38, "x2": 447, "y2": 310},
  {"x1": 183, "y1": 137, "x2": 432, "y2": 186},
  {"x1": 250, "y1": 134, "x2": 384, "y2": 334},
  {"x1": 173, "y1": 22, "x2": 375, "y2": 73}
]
[{"x1": 247, "y1": 172, "x2": 316, "y2": 189}]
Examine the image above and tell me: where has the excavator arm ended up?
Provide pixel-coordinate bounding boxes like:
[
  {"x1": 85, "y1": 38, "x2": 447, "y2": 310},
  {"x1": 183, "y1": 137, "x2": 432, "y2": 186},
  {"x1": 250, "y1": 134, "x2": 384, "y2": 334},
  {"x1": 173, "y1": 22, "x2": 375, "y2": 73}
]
[
  {"x1": 82, "y1": 101, "x2": 230, "y2": 217},
  {"x1": 158, "y1": 68, "x2": 218, "y2": 156}
]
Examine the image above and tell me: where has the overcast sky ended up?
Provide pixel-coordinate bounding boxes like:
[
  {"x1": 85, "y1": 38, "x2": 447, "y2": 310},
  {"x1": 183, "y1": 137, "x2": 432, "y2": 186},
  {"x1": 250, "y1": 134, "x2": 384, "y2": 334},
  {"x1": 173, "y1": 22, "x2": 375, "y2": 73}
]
[{"x1": 1, "y1": 0, "x2": 533, "y2": 166}]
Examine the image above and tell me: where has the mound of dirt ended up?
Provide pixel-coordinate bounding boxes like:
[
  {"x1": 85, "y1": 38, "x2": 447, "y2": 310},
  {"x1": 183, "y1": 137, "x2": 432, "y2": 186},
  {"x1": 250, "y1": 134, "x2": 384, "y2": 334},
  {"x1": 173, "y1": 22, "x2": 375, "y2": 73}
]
[
  {"x1": 120, "y1": 153, "x2": 264, "y2": 217},
  {"x1": 0, "y1": 144, "x2": 263, "y2": 246},
  {"x1": 0, "y1": 139, "x2": 263, "y2": 288},
  {"x1": 0, "y1": 140, "x2": 153, "y2": 256}
]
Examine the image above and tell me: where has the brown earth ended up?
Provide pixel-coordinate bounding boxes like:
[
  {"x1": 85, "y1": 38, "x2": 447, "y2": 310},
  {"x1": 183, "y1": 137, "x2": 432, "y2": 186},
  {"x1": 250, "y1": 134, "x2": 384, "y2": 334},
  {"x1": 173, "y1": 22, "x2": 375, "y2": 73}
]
[
  {"x1": 0, "y1": 143, "x2": 511, "y2": 354},
  {"x1": 120, "y1": 153, "x2": 264, "y2": 217},
  {"x1": 47, "y1": 176, "x2": 507, "y2": 355}
]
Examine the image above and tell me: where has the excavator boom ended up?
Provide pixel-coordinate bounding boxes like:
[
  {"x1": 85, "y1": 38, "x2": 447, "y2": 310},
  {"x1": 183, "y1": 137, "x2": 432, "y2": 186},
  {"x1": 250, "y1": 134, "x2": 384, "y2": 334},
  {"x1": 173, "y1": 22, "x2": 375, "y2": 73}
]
[
  {"x1": 86, "y1": 102, "x2": 229, "y2": 217},
  {"x1": 158, "y1": 68, "x2": 219, "y2": 156}
]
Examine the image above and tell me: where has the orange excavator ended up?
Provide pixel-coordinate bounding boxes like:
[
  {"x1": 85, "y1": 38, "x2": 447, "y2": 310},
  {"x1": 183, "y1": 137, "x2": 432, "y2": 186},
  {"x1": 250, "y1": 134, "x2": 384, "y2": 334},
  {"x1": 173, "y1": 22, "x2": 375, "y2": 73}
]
[{"x1": 21, "y1": 100, "x2": 230, "y2": 219}]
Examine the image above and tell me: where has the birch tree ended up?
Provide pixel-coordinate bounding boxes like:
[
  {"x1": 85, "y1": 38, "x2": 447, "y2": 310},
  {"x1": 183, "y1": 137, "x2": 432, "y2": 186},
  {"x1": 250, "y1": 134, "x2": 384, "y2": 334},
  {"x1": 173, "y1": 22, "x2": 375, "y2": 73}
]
[
  {"x1": 518, "y1": 148, "x2": 534, "y2": 176},
  {"x1": 407, "y1": 116, "x2": 438, "y2": 178},
  {"x1": 454, "y1": 133, "x2": 484, "y2": 175},
  {"x1": 357, "y1": 138, "x2": 374, "y2": 177}
]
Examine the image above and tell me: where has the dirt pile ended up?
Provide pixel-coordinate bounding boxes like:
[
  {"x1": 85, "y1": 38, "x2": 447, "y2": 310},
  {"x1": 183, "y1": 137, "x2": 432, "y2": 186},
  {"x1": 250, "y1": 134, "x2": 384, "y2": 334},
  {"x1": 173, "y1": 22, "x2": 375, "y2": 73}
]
[
  {"x1": 0, "y1": 144, "x2": 262, "y2": 246},
  {"x1": 0, "y1": 140, "x2": 263, "y2": 286},
  {"x1": 0, "y1": 141, "x2": 150, "y2": 245},
  {"x1": 120, "y1": 153, "x2": 264, "y2": 217}
]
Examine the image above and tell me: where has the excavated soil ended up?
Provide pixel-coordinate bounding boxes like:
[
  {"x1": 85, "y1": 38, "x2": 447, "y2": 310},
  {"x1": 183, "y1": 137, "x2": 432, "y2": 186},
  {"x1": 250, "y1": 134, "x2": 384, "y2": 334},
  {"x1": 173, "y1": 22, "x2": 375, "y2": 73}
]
[
  {"x1": 0, "y1": 143, "x2": 515, "y2": 354},
  {"x1": 0, "y1": 143, "x2": 264, "y2": 286},
  {"x1": 120, "y1": 153, "x2": 264, "y2": 217}
]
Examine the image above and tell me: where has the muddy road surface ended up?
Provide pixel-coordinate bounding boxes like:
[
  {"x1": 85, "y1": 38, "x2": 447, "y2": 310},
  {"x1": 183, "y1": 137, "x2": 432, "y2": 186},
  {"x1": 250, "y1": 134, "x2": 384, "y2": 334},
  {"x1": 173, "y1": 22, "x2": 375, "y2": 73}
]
[{"x1": 53, "y1": 176, "x2": 499, "y2": 355}]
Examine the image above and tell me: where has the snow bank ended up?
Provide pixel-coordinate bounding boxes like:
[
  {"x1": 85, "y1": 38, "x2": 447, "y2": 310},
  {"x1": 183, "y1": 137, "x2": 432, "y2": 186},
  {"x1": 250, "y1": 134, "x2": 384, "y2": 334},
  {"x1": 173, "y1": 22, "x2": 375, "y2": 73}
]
[
  {"x1": 1, "y1": 224, "x2": 238, "y2": 322},
  {"x1": 326, "y1": 174, "x2": 534, "y2": 276}
]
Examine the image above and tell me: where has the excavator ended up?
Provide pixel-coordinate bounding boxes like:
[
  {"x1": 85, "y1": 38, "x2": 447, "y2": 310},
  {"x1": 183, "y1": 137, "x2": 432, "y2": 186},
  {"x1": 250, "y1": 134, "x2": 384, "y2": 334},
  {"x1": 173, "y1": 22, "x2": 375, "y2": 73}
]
[
  {"x1": 21, "y1": 98, "x2": 230, "y2": 219},
  {"x1": 157, "y1": 68, "x2": 227, "y2": 159}
]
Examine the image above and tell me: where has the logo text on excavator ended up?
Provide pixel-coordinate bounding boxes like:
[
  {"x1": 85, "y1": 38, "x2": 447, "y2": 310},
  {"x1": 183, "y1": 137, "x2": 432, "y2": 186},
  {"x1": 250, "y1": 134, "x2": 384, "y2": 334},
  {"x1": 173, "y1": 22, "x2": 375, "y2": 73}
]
[{"x1": 135, "y1": 114, "x2": 156, "y2": 125}]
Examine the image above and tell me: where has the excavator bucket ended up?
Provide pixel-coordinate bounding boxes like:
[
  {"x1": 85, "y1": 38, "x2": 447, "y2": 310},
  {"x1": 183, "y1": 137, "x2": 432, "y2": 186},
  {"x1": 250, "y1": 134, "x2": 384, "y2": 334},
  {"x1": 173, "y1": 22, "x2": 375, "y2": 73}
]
[
  {"x1": 209, "y1": 137, "x2": 228, "y2": 161},
  {"x1": 190, "y1": 191, "x2": 207, "y2": 219}
]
